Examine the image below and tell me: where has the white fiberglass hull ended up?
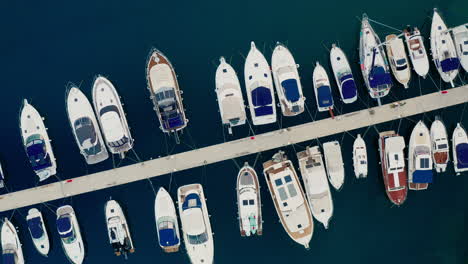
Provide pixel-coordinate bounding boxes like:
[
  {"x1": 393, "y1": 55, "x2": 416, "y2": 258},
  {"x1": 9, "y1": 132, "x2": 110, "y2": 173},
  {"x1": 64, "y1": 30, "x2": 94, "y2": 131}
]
[
  {"x1": 452, "y1": 25, "x2": 468, "y2": 72},
  {"x1": 26, "y1": 208, "x2": 50, "y2": 256},
  {"x1": 155, "y1": 187, "x2": 181, "y2": 252},
  {"x1": 313, "y1": 62, "x2": 334, "y2": 112},
  {"x1": 57, "y1": 206, "x2": 85, "y2": 264},
  {"x1": 105, "y1": 200, "x2": 134, "y2": 256},
  {"x1": 452, "y1": 123, "x2": 468, "y2": 174},
  {"x1": 353, "y1": 134, "x2": 368, "y2": 179},
  {"x1": 404, "y1": 28, "x2": 430, "y2": 78},
  {"x1": 330, "y1": 45, "x2": 357, "y2": 103},
  {"x1": 408, "y1": 121, "x2": 432, "y2": 190},
  {"x1": 1, "y1": 218, "x2": 24, "y2": 264},
  {"x1": 323, "y1": 141, "x2": 344, "y2": 190},
  {"x1": 386, "y1": 35, "x2": 411, "y2": 88},
  {"x1": 236, "y1": 163, "x2": 262, "y2": 236},
  {"x1": 430, "y1": 118, "x2": 449, "y2": 172}
]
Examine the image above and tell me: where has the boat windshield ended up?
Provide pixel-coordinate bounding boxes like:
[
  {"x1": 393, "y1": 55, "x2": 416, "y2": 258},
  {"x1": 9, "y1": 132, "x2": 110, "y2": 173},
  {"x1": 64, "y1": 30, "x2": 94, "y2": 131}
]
[
  {"x1": 437, "y1": 143, "x2": 448, "y2": 150},
  {"x1": 396, "y1": 58, "x2": 406, "y2": 66},
  {"x1": 389, "y1": 186, "x2": 404, "y2": 191},
  {"x1": 61, "y1": 229, "x2": 77, "y2": 244},
  {"x1": 26, "y1": 135, "x2": 52, "y2": 171},
  {"x1": 187, "y1": 231, "x2": 208, "y2": 245},
  {"x1": 74, "y1": 117, "x2": 101, "y2": 155}
]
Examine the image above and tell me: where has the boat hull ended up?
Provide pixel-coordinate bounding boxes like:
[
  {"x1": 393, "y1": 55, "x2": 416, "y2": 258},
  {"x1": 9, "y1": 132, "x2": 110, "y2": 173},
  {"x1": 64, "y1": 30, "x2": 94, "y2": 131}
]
[
  {"x1": 1, "y1": 219, "x2": 25, "y2": 264},
  {"x1": 452, "y1": 123, "x2": 468, "y2": 174},
  {"x1": 155, "y1": 187, "x2": 181, "y2": 253},
  {"x1": 408, "y1": 121, "x2": 432, "y2": 191},
  {"x1": 430, "y1": 118, "x2": 449, "y2": 173},
  {"x1": 323, "y1": 141, "x2": 344, "y2": 190},
  {"x1": 330, "y1": 45, "x2": 357, "y2": 103},
  {"x1": 404, "y1": 28, "x2": 430, "y2": 78},
  {"x1": 353, "y1": 134, "x2": 368, "y2": 179},
  {"x1": 236, "y1": 164, "x2": 263, "y2": 236}
]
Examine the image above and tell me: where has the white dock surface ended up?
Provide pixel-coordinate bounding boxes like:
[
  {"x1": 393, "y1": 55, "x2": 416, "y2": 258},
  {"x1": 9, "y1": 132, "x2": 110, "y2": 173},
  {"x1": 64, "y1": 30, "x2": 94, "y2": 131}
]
[{"x1": 1, "y1": 86, "x2": 467, "y2": 212}]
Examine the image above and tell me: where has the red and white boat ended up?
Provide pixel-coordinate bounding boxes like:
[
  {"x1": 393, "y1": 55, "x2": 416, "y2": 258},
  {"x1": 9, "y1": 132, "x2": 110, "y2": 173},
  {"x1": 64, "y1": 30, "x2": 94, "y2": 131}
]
[{"x1": 378, "y1": 131, "x2": 407, "y2": 206}]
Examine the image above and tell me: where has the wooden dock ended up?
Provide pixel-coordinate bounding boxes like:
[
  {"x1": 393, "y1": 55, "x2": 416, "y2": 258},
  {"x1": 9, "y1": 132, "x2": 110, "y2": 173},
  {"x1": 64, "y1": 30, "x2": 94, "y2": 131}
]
[{"x1": 0, "y1": 85, "x2": 467, "y2": 212}]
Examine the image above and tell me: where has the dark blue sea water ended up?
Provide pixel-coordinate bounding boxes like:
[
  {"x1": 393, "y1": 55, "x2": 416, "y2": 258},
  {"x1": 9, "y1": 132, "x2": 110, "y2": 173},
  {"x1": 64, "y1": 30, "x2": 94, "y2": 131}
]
[{"x1": 1, "y1": 0, "x2": 468, "y2": 263}]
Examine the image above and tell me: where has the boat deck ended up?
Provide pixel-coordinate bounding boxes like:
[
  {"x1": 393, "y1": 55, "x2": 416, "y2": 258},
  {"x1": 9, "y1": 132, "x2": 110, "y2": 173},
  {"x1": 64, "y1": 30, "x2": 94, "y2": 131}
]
[{"x1": 0, "y1": 85, "x2": 467, "y2": 212}]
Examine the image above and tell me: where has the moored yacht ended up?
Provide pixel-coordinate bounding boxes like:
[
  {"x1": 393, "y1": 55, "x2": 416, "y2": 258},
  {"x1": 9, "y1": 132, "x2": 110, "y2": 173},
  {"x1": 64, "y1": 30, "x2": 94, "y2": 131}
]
[
  {"x1": 56, "y1": 205, "x2": 85, "y2": 264},
  {"x1": 312, "y1": 62, "x2": 334, "y2": 113},
  {"x1": 92, "y1": 76, "x2": 134, "y2": 159},
  {"x1": 378, "y1": 131, "x2": 407, "y2": 206},
  {"x1": 146, "y1": 49, "x2": 189, "y2": 141},
  {"x1": 430, "y1": 117, "x2": 449, "y2": 172},
  {"x1": 431, "y1": 9, "x2": 459, "y2": 87},
  {"x1": 66, "y1": 86, "x2": 108, "y2": 164},
  {"x1": 20, "y1": 99, "x2": 57, "y2": 181},
  {"x1": 452, "y1": 25, "x2": 468, "y2": 72},
  {"x1": 385, "y1": 34, "x2": 411, "y2": 88},
  {"x1": 155, "y1": 187, "x2": 180, "y2": 253},
  {"x1": 244, "y1": 41, "x2": 277, "y2": 125},
  {"x1": 215, "y1": 57, "x2": 246, "y2": 134},
  {"x1": 177, "y1": 184, "x2": 214, "y2": 264},
  {"x1": 263, "y1": 151, "x2": 313, "y2": 248},
  {"x1": 1, "y1": 218, "x2": 24, "y2": 264},
  {"x1": 236, "y1": 163, "x2": 262, "y2": 236},
  {"x1": 271, "y1": 43, "x2": 305, "y2": 116},
  {"x1": 353, "y1": 134, "x2": 368, "y2": 179},
  {"x1": 452, "y1": 123, "x2": 468, "y2": 174},
  {"x1": 408, "y1": 121, "x2": 433, "y2": 190},
  {"x1": 26, "y1": 208, "x2": 50, "y2": 256},
  {"x1": 359, "y1": 14, "x2": 392, "y2": 100},
  {"x1": 404, "y1": 27, "x2": 430, "y2": 78},
  {"x1": 105, "y1": 200, "x2": 134, "y2": 258},
  {"x1": 297, "y1": 146, "x2": 333, "y2": 229},
  {"x1": 323, "y1": 141, "x2": 344, "y2": 190},
  {"x1": 330, "y1": 44, "x2": 357, "y2": 103}
]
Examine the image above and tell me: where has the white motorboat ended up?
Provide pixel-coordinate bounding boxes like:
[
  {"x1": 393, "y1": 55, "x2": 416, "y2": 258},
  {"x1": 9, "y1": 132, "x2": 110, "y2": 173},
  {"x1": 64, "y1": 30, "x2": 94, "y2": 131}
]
[
  {"x1": 244, "y1": 41, "x2": 277, "y2": 125},
  {"x1": 26, "y1": 208, "x2": 50, "y2": 256},
  {"x1": 353, "y1": 134, "x2": 368, "y2": 179},
  {"x1": 105, "y1": 200, "x2": 134, "y2": 258},
  {"x1": 385, "y1": 34, "x2": 411, "y2": 88},
  {"x1": 56, "y1": 205, "x2": 85, "y2": 264},
  {"x1": 404, "y1": 27, "x2": 430, "y2": 78},
  {"x1": 452, "y1": 123, "x2": 468, "y2": 174},
  {"x1": 330, "y1": 44, "x2": 357, "y2": 103},
  {"x1": 359, "y1": 14, "x2": 392, "y2": 99},
  {"x1": 271, "y1": 43, "x2": 305, "y2": 116},
  {"x1": 92, "y1": 76, "x2": 134, "y2": 158},
  {"x1": 1, "y1": 218, "x2": 24, "y2": 264},
  {"x1": 408, "y1": 121, "x2": 433, "y2": 190},
  {"x1": 430, "y1": 117, "x2": 449, "y2": 173},
  {"x1": 20, "y1": 99, "x2": 57, "y2": 181},
  {"x1": 297, "y1": 146, "x2": 333, "y2": 229},
  {"x1": 431, "y1": 9, "x2": 459, "y2": 87},
  {"x1": 155, "y1": 187, "x2": 180, "y2": 253},
  {"x1": 66, "y1": 86, "x2": 108, "y2": 164},
  {"x1": 0, "y1": 162, "x2": 5, "y2": 188},
  {"x1": 236, "y1": 163, "x2": 262, "y2": 236},
  {"x1": 452, "y1": 25, "x2": 468, "y2": 72},
  {"x1": 263, "y1": 151, "x2": 313, "y2": 248},
  {"x1": 323, "y1": 141, "x2": 345, "y2": 190},
  {"x1": 312, "y1": 62, "x2": 334, "y2": 113},
  {"x1": 215, "y1": 57, "x2": 247, "y2": 134},
  {"x1": 177, "y1": 184, "x2": 214, "y2": 264}
]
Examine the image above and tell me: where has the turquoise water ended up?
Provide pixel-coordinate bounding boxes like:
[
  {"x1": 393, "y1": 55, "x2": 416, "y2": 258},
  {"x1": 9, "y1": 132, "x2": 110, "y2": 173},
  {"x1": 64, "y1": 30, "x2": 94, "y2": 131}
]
[{"x1": 1, "y1": 0, "x2": 468, "y2": 263}]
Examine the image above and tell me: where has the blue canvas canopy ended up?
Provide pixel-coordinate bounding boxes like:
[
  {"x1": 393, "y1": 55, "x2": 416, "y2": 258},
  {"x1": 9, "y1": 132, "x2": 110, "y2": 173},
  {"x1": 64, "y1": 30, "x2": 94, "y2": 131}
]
[
  {"x1": 56, "y1": 216, "x2": 73, "y2": 238},
  {"x1": 27, "y1": 217, "x2": 44, "y2": 239},
  {"x1": 412, "y1": 170, "x2": 433, "y2": 183},
  {"x1": 165, "y1": 115, "x2": 184, "y2": 130},
  {"x1": 281, "y1": 79, "x2": 300, "y2": 102},
  {"x1": 440, "y1": 58, "x2": 460, "y2": 72},
  {"x1": 2, "y1": 253, "x2": 14, "y2": 264},
  {"x1": 369, "y1": 66, "x2": 392, "y2": 88},
  {"x1": 317, "y1": 86, "x2": 333, "y2": 108},
  {"x1": 26, "y1": 141, "x2": 52, "y2": 171},
  {"x1": 254, "y1": 106, "x2": 273, "y2": 117},
  {"x1": 456, "y1": 143, "x2": 468, "y2": 169},
  {"x1": 340, "y1": 74, "x2": 357, "y2": 99},
  {"x1": 251, "y1": 87, "x2": 272, "y2": 107},
  {"x1": 158, "y1": 228, "x2": 180, "y2": 247},
  {"x1": 182, "y1": 193, "x2": 202, "y2": 210}
]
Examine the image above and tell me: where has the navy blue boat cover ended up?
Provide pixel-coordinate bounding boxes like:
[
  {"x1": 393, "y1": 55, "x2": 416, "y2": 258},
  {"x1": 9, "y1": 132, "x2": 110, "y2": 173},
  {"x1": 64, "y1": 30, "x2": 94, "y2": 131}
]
[
  {"x1": 340, "y1": 74, "x2": 357, "y2": 99},
  {"x1": 456, "y1": 143, "x2": 468, "y2": 169},
  {"x1": 369, "y1": 66, "x2": 392, "y2": 88},
  {"x1": 412, "y1": 170, "x2": 433, "y2": 183},
  {"x1": 56, "y1": 216, "x2": 73, "y2": 238},
  {"x1": 159, "y1": 228, "x2": 180, "y2": 247},
  {"x1": 254, "y1": 106, "x2": 273, "y2": 117},
  {"x1": 2, "y1": 253, "x2": 14, "y2": 264},
  {"x1": 281, "y1": 79, "x2": 300, "y2": 102},
  {"x1": 27, "y1": 141, "x2": 52, "y2": 171},
  {"x1": 164, "y1": 115, "x2": 184, "y2": 130},
  {"x1": 27, "y1": 217, "x2": 44, "y2": 239},
  {"x1": 251, "y1": 87, "x2": 272, "y2": 107},
  {"x1": 441, "y1": 58, "x2": 460, "y2": 73},
  {"x1": 182, "y1": 193, "x2": 202, "y2": 210},
  {"x1": 317, "y1": 86, "x2": 333, "y2": 108}
]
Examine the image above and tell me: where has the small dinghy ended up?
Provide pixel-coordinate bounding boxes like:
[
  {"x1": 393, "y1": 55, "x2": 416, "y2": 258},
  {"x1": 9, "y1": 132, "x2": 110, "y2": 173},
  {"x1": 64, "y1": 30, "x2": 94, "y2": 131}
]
[
  {"x1": 323, "y1": 141, "x2": 345, "y2": 190},
  {"x1": 0, "y1": 162, "x2": 5, "y2": 188},
  {"x1": 404, "y1": 27, "x2": 430, "y2": 78},
  {"x1": 177, "y1": 184, "x2": 214, "y2": 264},
  {"x1": 430, "y1": 117, "x2": 449, "y2": 173},
  {"x1": 271, "y1": 43, "x2": 305, "y2": 116},
  {"x1": 353, "y1": 134, "x2": 368, "y2": 179},
  {"x1": 26, "y1": 208, "x2": 50, "y2": 256},
  {"x1": 56, "y1": 205, "x2": 85, "y2": 264},
  {"x1": 431, "y1": 9, "x2": 460, "y2": 87},
  {"x1": 66, "y1": 86, "x2": 108, "y2": 164},
  {"x1": 297, "y1": 146, "x2": 334, "y2": 229},
  {"x1": 408, "y1": 121, "x2": 433, "y2": 190},
  {"x1": 1, "y1": 218, "x2": 24, "y2": 264},
  {"x1": 452, "y1": 25, "x2": 468, "y2": 72},
  {"x1": 452, "y1": 123, "x2": 468, "y2": 174},
  {"x1": 330, "y1": 44, "x2": 357, "y2": 103},
  {"x1": 236, "y1": 163, "x2": 262, "y2": 236},
  {"x1": 244, "y1": 41, "x2": 277, "y2": 125},
  {"x1": 385, "y1": 34, "x2": 411, "y2": 88},
  {"x1": 105, "y1": 200, "x2": 134, "y2": 258},
  {"x1": 313, "y1": 62, "x2": 334, "y2": 114},
  {"x1": 20, "y1": 99, "x2": 57, "y2": 182},
  {"x1": 155, "y1": 187, "x2": 180, "y2": 253},
  {"x1": 92, "y1": 76, "x2": 134, "y2": 159},
  {"x1": 215, "y1": 57, "x2": 247, "y2": 134}
]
